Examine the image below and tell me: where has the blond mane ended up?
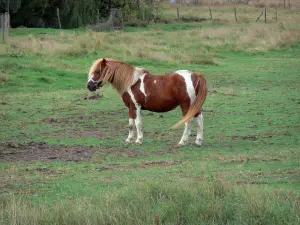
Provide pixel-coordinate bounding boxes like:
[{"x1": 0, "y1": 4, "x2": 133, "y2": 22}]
[{"x1": 89, "y1": 58, "x2": 144, "y2": 95}]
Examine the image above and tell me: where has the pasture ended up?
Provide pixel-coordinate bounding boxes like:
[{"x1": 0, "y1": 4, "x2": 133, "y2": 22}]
[{"x1": 1, "y1": 4, "x2": 300, "y2": 225}]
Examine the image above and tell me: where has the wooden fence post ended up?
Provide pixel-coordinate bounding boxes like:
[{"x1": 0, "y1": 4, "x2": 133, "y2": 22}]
[
  {"x1": 289, "y1": 0, "x2": 291, "y2": 9},
  {"x1": 234, "y1": 7, "x2": 237, "y2": 22},
  {"x1": 56, "y1": 8, "x2": 62, "y2": 29},
  {"x1": 264, "y1": 7, "x2": 267, "y2": 23},
  {"x1": 274, "y1": 8, "x2": 278, "y2": 22},
  {"x1": 8, "y1": 13, "x2": 10, "y2": 36},
  {"x1": 142, "y1": 8, "x2": 145, "y2": 21},
  {"x1": 284, "y1": 0, "x2": 286, "y2": 9},
  {"x1": 177, "y1": 7, "x2": 180, "y2": 20},
  {"x1": 120, "y1": 9, "x2": 124, "y2": 30},
  {"x1": 97, "y1": 9, "x2": 100, "y2": 24},
  {"x1": 7, "y1": 0, "x2": 10, "y2": 36},
  {"x1": 209, "y1": 7, "x2": 212, "y2": 20},
  {"x1": 4, "y1": 12, "x2": 8, "y2": 41},
  {"x1": 1, "y1": 14, "x2": 4, "y2": 43}
]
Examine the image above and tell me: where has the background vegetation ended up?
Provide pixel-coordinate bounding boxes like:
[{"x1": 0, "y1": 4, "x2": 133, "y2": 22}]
[
  {"x1": 0, "y1": 0, "x2": 163, "y2": 28},
  {"x1": 2, "y1": 0, "x2": 300, "y2": 28},
  {"x1": 1, "y1": 3, "x2": 300, "y2": 225}
]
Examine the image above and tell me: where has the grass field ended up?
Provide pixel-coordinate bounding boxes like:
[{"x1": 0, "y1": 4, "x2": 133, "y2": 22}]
[{"x1": 1, "y1": 5, "x2": 300, "y2": 225}]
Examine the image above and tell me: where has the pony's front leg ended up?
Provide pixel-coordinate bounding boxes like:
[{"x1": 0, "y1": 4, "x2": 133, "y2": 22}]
[
  {"x1": 134, "y1": 106, "x2": 143, "y2": 144},
  {"x1": 125, "y1": 118, "x2": 134, "y2": 143}
]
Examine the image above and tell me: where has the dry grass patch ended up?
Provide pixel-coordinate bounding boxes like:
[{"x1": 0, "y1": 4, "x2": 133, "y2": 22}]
[
  {"x1": 164, "y1": 4, "x2": 300, "y2": 23},
  {"x1": 195, "y1": 23, "x2": 300, "y2": 52},
  {"x1": 1, "y1": 22, "x2": 299, "y2": 64},
  {"x1": 175, "y1": 1, "x2": 300, "y2": 9},
  {"x1": 2, "y1": 32, "x2": 107, "y2": 57}
]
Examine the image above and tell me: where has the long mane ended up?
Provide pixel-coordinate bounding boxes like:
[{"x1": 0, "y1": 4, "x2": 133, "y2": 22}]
[{"x1": 89, "y1": 58, "x2": 144, "y2": 95}]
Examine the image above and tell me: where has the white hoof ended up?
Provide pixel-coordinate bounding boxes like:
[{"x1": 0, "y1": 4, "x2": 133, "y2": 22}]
[
  {"x1": 175, "y1": 142, "x2": 186, "y2": 148},
  {"x1": 195, "y1": 139, "x2": 203, "y2": 146},
  {"x1": 135, "y1": 139, "x2": 143, "y2": 145},
  {"x1": 125, "y1": 138, "x2": 133, "y2": 143}
]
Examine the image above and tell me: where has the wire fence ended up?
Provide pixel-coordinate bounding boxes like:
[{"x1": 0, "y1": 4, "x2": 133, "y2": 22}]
[{"x1": 173, "y1": 0, "x2": 300, "y2": 9}]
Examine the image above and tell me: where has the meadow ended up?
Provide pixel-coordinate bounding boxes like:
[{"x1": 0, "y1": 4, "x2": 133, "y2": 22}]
[{"x1": 1, "y1": 4, "x2": 300, "y2": 225}]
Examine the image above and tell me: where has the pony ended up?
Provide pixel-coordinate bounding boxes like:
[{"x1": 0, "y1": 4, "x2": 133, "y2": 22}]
[{"x1": 87, "y1": 58, "x2": 208, "y2": 146}]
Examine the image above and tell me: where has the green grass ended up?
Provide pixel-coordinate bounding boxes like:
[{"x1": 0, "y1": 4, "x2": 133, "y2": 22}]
[
  {"x1": 10, "y1": 28, "x2": 87, "y2": 37},
  {"x1": 1, "y1": 6, "x2": 300, "y2": 224},
  {"x1": 2, "y1": 181, "x2": 300, "y2": 225}
]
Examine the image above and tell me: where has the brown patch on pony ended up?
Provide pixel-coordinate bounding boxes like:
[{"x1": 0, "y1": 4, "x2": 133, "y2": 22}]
[{"x1": 89, "y1": 58, "x2": 144, "y2": 95}]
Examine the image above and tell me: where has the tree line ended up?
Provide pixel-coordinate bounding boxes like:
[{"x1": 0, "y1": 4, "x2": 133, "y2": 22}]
[{"x1": 0, "y1": 0, "x2": 163, "y2": 29}]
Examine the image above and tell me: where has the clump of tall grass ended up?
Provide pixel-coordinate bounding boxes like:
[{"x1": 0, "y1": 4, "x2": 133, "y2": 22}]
[
  {"x1": 0, "y1": 72, "x2": 9, "y2": 84},
  {"x1": 1, "y1": 180, "x2": 299, "y2": 225}
]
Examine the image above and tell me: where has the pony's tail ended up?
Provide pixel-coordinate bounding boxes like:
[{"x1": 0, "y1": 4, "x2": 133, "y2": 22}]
[{"x1": 171, "y1": 73, "x2": 208, "y2": 129}]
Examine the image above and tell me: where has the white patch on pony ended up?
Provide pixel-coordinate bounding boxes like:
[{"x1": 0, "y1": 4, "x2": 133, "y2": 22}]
[
  {"x1": 126, "y1": 118, "x2": 135, "y2": 143},
  {"x1": 127, "y1": 87, "x2": 143, "y2": 144},
  {"x1": 128, "y1": 88, "x2": 137, "y2": 105},
  {"x1": 87, "y1": 74, "x2": 93, "y2": 83},
  {"x1": 132, "y1": 67, "x2": 145, "y2": 86},
  {"x1": 134, "y1": 106, "x2": 143, "y2": 144},
  {"x1": 176, "y1": 70, "x2": 196, "y2": 105},
  {"x1": 139, "y1": 73, "x2": 147, "y2": 97},
  {"x1": 154, "y1": 80, "x2": 157, "y2": 84}
]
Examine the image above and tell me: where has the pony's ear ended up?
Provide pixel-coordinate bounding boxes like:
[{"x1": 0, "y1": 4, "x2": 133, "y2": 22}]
[{"x1": 101, "y1": 58, "x2": 107, "y2": 68}]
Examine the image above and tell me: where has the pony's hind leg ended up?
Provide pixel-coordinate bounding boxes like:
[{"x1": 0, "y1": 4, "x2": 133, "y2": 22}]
[
  {"x1": 125, "y1": 118, "x2": 134, "y2": 143},
  {"x1": 177, "y1": 103, "x2": 193, "y2": 146},
  {"x1": 195, "y1": 113, "x2": 204, "y2": 146},
  {"x1": 177, "y1": 120, "x2": 193, "y2": 146}
]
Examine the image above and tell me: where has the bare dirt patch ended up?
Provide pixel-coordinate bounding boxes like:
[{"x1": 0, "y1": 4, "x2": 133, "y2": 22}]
[
  {"x1": 94, "y1": 160, "x2": 182, "y2": 172},
  {"x1": 0, "y1": 142, "x2": 174, "y2": 162},
  {"x1": 142, "y1": 160, "x2": 182, "y2": 167},
  {"x1": 212, "y1": 154, "x2": 285, "y2": 164},
  {"x1": 216, "y1": 132, "x2": 290, "y2": 142},
  {"x1": 82, "y1": 94, "x2": 102, "y2": 100},
  {"x1": 0, "y1": 142, "x2": 97, "y2": 162},
  {"x1": 36, "y1": 167, "x2": 57, "y2": 174},
  {"x1": 236, "y1": 181, "x2": 270, "y2": 185}
]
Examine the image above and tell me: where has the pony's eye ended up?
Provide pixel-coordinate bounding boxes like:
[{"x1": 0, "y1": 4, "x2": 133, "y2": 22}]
[{"x1": 93, "y1": 73, "x2": 100, "y2": 80}]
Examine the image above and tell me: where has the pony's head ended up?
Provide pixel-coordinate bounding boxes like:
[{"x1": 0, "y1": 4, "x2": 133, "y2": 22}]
[
  {"x1": 87, "y1": 58, "x2": 108, "y2": 92},
  {"x1": 87, "y1": 58, "x2": 142, "y2": 95}
]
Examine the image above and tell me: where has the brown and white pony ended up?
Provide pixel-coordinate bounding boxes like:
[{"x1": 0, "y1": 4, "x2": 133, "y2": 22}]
[{"x1": 87, "y1": 58, "x2": 207, "y2": 146}]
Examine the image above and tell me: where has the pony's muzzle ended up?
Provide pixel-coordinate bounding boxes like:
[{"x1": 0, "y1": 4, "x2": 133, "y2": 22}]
[{"x1": 87, "y1": 82, "x2": 97, "y2": 92}]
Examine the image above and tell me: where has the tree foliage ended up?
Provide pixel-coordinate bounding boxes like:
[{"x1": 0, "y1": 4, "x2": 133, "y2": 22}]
[
  {"x1": 1, "y1": 0, "x2": 163, "y2": 28},
  {"x1": 2, "y1": 0, "x2": 122, "y2": 28},
  {"x1": 0, "y1": 0, "x2": 22, "y2": 13}
]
